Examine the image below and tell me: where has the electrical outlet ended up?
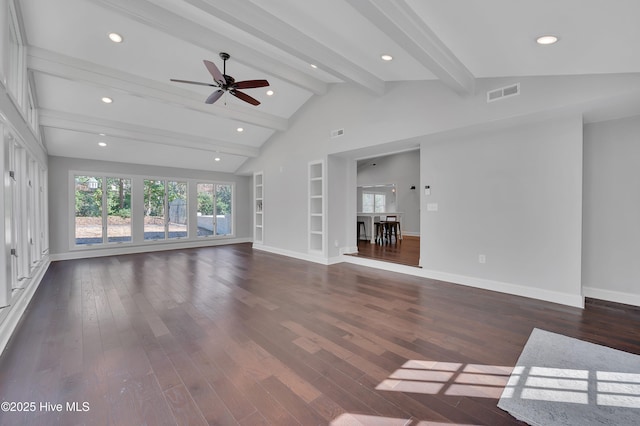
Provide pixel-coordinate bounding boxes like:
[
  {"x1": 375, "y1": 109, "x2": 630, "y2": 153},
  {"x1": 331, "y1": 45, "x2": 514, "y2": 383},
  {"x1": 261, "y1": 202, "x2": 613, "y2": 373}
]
[{"x1": 478, "y1": 254, "x2": 486, "y2": 264}]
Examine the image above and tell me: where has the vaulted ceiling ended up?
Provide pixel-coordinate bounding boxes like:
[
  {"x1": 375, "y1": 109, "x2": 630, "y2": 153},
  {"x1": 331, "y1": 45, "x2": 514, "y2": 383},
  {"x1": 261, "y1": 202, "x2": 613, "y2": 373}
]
[{"x1": 18, "y1": 0, "x2": 640, "y2": 172}]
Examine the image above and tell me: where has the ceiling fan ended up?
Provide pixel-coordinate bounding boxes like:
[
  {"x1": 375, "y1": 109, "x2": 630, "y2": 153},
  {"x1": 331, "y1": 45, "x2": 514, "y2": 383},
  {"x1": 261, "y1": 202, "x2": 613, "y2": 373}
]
[{"x1": 170, "y1": 52, "x2": 269, "y2": 106}]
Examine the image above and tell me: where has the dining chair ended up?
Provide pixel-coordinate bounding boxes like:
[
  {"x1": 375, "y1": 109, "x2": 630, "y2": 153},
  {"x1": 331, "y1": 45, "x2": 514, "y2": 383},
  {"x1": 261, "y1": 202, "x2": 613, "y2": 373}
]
[{"x1": 383, "y1": 215, "x2": 400, "y2": 242}]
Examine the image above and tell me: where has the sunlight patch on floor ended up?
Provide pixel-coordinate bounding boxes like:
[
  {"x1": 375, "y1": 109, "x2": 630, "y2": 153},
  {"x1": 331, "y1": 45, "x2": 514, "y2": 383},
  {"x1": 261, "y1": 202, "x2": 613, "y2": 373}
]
[{"x1": 376, "y1": 360, "x2": 512, "y2": 399}]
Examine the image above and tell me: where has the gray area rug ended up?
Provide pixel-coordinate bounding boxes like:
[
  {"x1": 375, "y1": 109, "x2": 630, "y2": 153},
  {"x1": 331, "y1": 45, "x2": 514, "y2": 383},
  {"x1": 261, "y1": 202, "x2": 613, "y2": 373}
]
[{"x1": 498, "y1": 328, "x2": 640, "y2": 425}]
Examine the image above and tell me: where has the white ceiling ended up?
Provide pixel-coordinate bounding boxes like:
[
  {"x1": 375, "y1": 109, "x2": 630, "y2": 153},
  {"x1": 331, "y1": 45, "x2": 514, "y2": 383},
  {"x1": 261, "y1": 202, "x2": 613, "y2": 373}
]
[{"x1": 18, "y1": 0, "x2": 640, "y2": 172}]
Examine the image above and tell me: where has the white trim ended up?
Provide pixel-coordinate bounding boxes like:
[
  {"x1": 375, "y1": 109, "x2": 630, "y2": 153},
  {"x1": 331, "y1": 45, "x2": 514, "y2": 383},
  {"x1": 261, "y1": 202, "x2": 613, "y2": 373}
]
[
  {"x1": 342, "y1": 256, "x2": 584, "y2": 308},
  {"x1": 253, "y1": 244, "x2": 331, "y2": 265},
  {"x1": 401, "y1": 231, "x2": 420, "y2": 237},
  {"x1": 583, "y1": 286, "x2": 640, "y2": 308},
  {"x1": 340, "y1": 246, "x2": 358, "y2": 255},
  {"x1": 69, "y1": 171, "x2": 237, "y2": 250},
  {"x1": 251, "y1": 243, "x2": 585, "y2": 308},
  {"x1": 308, "y1": 159, "x2": 327, "y2": 255},
  {"x1": 0, "y1": 258, "x2": 50, "y2": 356},
  {"x1": 51, "y1": 237, "x2": 251, "y2": 261}
]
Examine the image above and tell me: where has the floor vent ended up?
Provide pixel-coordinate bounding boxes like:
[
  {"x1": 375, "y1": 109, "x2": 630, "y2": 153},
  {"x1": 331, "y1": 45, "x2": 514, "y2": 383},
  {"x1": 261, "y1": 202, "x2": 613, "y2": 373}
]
[
  {"x1": 330, "y1": 128, "x2": 344, "y2": 138},
  {"x1": 487, "y1": 83, "x2": 520, "y2": 103}
]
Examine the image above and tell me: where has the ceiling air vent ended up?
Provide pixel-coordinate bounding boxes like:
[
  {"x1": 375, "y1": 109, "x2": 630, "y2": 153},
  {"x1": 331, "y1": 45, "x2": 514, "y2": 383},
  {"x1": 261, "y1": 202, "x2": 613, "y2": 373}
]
[
  {"x1": 487, "y1": 83, "x2": 520, "y2": 103},
  {"x1": 330, "y1": 128, "x2": 344, "y2": 138}
]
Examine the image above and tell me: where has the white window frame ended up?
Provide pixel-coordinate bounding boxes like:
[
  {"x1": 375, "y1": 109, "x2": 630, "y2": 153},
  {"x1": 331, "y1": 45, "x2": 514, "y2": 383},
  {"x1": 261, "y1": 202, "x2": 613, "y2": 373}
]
[
  {"x1": 69, "y1": 171, "x2": 236, "y2": 251},
  {"x1": 6, "y1": 1, "x2": 26, "y2": 110},
  {"x1": 362, "y1": 191, "x2": 386, "y2": 213}
]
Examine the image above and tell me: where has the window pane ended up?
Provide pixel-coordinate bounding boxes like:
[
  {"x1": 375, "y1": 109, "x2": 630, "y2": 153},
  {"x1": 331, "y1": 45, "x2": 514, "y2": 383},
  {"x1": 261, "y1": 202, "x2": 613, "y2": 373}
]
[
  {"x1": 215, "y1": 184, "x2": 232, "y2": 236},
  {"x1": 75, "y1": 175, "x2": 103, "y2": 245},
  {"x1": 168, "y1": 181, "x2": 187, "y2": 239},
  {"x1": 144, "y1": 179, "x2": 165, "y2": 240},
  {"x1": 197, "y1": 183, "x2": 214, "y2": 237},
  {"x1": 107, "y1": 177, "x2": 132, "y2": 243},
  {"x1": 8, "y1": 14, "x2": 22, "y2": 103},
  {"x1": 374, "y1": 194, "x2": 386, "y2": 212},
  {"x1": 362, "y1": 193, "x2": 374, "y2": 213}
]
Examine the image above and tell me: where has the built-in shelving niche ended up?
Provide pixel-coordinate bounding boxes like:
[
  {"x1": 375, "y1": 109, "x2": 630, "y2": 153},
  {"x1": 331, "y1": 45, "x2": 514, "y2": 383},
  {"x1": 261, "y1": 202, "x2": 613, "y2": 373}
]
[{"x1": 254, "y1": 171, "x2": 264, "y2": 245}]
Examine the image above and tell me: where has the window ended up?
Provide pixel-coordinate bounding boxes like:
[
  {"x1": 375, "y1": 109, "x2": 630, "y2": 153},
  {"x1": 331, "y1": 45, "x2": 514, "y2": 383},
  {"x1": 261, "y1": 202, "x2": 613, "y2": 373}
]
[
  {"x1": 75, "y1": 175, "x2": 132, "y2": 245},
  {"x1": 167, "y1": 181, "x2": 187, "y2": 239},
  {"x1": 215, "y1": 184, "x2": 233, "y2": 236},
  {"x1": 197, "y1": 183, "x2": 215, "y2": 236},
  {"x1": 75, "y1": 175, "x2": 103, "y2": 245},
  {"x1": 144, "y1": 179, "x2": 165, "y2": 240},
  {"x1": 106, "y1": 178, "x2": 132, "y2": 243},
  {"x1": 27, "y1": 82, "x2": 39, "y2": 133},
  {"x1": 362, "y1": 192, "x2": 386, "y2": 213},
  {"x1": 3, "y1": 130, "x2": 48, "y2": 304},
  {"x1": 197, "y1": 183, "x2": 233, "y2": 237},
  {"x1": 71, "y1": 172, "x2": 233, "y2": 248},
  {"x1": 144, "y1": 179, "x2": 188, "y2": 240},
  {"x1": 7, "y1": 3, "x2": 25, "y2": 107}
]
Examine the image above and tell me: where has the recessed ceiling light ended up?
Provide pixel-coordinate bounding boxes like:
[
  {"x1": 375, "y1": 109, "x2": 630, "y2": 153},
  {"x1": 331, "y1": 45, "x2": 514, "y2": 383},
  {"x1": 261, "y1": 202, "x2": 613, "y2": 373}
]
[
  {"x1": 381, "y1": 54, "x2": 393, "y2": 61},
  {"x1": 108, "y1": 32, "x2": 123, "y2": 43},
  {"x1": 266, "y1": 90, "x2": 274, "y2": 96},
  {"x1": 310, "y1": 64, "x2": 318, "y2": 69},
  {"x1": 98, "y1": 142, "x2": 107, "y2": 147},
  {"x1": 214, "y1": 157, "x2": 221, "y2": 162},
  {"x1": 99, "y1": 133, "x2": 106, "y2": 136},
  {"x1": 536, "y1": 35, "x2": 558, "y2": 45},
  {"x1": 101, "y1": 97, "x2": 113, "y2": 104},
  {"x1": 237, "y1": 127, "x2": 244, "y2": 132}
]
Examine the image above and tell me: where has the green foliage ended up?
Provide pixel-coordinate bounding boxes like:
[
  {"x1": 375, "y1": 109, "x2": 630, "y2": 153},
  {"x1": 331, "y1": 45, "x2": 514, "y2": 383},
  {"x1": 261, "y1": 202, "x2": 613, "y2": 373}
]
[
  {"x1": 216, "y1": 185, "x2": 232, "y2": 215},
  {"x1": 144, "y1": 180, "x2": 165, "y2": 217},
  {"x1": 167, "y1": 181, "x2": 187, "y2": 202},
  {"x1": 197, "y1": 192, "x2": 214, "y2": 215},
  {"x1": 107, "y1": 178, "x2": 131, "y2": 217},
  {"x1": 112, "y1": 208, "x2": 131, "y2": 218},
  {"x1": 74, "y1": 176, "x2": 102, "y2": 217}
]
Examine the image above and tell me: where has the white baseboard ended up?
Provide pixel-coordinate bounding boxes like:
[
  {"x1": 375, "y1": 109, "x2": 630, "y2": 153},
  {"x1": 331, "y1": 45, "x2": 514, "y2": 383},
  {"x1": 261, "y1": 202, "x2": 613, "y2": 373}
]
[
  {"x1": 342, "y1": 256, "x2": 584, "y2": 308},
  {"x1": 250, "y1": 245, "x2": 584, "y2": 308},
  {"x1": 583, "y1": 286, "x2": 640, "y2": 308},
  {"x1": 340, "y1": 246, "x2": 358, "y2": 255},
  {"x1": 252, "y1": 244, "x2": 332, "y2": 265},
  {"x1": 0, "y1": 258, "x2": 51, "y2": 356},
  {"x1": 50, "y1": 237, "x2": 252, "y2": 261},
  {"x1": 402, "y1": 231, "x2": 420, "y2": 237}
]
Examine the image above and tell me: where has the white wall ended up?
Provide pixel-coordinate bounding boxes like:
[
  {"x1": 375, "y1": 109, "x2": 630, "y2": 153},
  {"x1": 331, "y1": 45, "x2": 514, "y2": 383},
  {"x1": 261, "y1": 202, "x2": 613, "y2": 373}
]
[
  {"x1": 420, "y1": 116, "x2": 584, "y2": 306},
  {"x1": 321, "y1": 75, "x2": 640, "y2": 157},
  {"x1": 237, "y1": 72, "x2": 640, "y2": 305},
  {"x1": 357, "y1": 150, "x2": 420, "y2": 234},
  {"x1": 582, "y1": 114, "x2": 640, "y2": 306},
  {"x1": 48, "y1": 156, "x2": 251, "y2": 258}
]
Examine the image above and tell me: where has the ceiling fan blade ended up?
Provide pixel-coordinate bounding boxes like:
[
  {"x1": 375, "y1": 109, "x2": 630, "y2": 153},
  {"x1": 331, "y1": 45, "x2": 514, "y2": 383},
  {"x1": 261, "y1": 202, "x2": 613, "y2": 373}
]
[
  {"x1": 205, "y1": 90, "x2": 224, "y2": 104},
  {"x1": 170, "y1": 79, "x2": 217, "y2": 87},
  {"x1": 203, "y1": 60, "x2": 226, "y2": 85},
  {"x1": 230, "y1": 90, "x2": 260, "y2": 106},
  {"x1": 234, "y1": 79, "x2": 270, "y2": 90}
]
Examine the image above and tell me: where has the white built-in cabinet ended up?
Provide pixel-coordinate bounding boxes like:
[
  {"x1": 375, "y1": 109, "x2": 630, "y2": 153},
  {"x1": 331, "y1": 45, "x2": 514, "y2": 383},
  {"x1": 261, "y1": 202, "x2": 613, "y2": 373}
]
[
  {"x1": 308, "y1": 160, "x2": 326, "y2": 255},
  {"x1": 253, "y1": 171, "x2": 264, "y2": 245}
]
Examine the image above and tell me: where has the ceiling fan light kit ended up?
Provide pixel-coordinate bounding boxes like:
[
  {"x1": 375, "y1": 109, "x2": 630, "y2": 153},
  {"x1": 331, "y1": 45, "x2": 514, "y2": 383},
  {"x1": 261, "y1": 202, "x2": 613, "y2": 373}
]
[{"x1": 170, "y1": 52, "x2": 269, "y2": 106}]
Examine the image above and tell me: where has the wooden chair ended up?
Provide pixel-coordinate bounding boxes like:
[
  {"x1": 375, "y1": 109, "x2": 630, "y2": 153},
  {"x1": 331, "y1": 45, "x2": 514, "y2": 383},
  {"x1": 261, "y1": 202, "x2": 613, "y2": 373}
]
[
  {"x1": 383, "y1": 215, "x2": 400, "y2": 243},
  {"x1": 357, "y1": 221, "x2": 366, "y2": 240},
  {"x1": 374, "y1": 222, "x2": 384, "y2": 243}
]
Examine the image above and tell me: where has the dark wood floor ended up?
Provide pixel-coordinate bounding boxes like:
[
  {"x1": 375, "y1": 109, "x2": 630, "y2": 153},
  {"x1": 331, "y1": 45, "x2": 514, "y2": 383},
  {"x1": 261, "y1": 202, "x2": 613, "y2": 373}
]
[
  {"x1": 352, "y1": 235, "x2": 420, "y2": 267},
  {"x1": 1, "y1": 243, "x2": 640, "y2": 425}
]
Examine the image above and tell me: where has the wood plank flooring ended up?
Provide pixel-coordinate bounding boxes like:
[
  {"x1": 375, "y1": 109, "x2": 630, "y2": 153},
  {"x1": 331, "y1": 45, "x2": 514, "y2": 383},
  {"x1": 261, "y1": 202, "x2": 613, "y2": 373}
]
[
  {"x1": 1, "y1": 243, "x2": 640, "y2": 425},
  {"x1": 351, "y1": 235, "x2": 420, "y2": 266}
]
